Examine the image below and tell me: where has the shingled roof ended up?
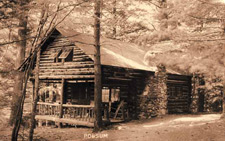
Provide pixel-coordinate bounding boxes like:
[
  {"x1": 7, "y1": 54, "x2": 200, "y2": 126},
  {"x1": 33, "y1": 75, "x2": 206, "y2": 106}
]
[
  {"x1": 56, "y1": 27, "x2": 157, "y2": 72},
  {"x1": 19, "y1": 27, "x2": 180, "y2": 74}
]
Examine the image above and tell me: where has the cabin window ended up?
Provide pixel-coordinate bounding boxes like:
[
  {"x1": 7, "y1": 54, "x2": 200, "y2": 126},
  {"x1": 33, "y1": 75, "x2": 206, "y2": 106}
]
[
  {"x1": 102, "y1": 88, "x2": 110, "y2": 102},
  {"x1": 54, "y1": 48, "x2": 73, "y2": 63},
  {"x1": 102, "y1": 87, "x2": 120, "y2": 103},
  {"x1": 168, "y1": 86, "x2": 184, "y2": 98},
  {"x1": 111, "y1": 88, "x2": 120, "y2": 102},
  {"x1": 51, "y1": 49, "x2": 62, "y2": 63},
  {"x1": 65, "y1": 83, "x2": 90, "y2": 105}
]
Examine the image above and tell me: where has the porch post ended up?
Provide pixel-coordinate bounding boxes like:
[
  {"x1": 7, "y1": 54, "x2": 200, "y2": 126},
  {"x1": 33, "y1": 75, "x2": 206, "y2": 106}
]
[{"x1": 59, "y1": 78, "x2": 65, "y2": 127}]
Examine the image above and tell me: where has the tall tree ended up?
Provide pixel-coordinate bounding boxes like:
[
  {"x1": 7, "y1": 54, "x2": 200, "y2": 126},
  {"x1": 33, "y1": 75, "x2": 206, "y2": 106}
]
[
  {"x1": 9, "y1": 0, "x2": 29, "y2": 126},
  {"x1": 93, "y1": 0, "x2": 102, "y2": 131}
]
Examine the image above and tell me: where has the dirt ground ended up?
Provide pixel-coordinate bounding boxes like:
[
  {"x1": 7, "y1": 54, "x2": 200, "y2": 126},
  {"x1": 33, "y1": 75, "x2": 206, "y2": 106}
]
[{"x1": 1, "y1": 113, "x2": 225, "y2": 141}]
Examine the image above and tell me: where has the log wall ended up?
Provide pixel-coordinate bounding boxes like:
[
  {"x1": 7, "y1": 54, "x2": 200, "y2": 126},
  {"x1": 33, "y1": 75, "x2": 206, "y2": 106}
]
[
  {"x1": 102, "y1": 65, "x2": 151, "y2": 119},
  {"x1": 39, "y1": 32, "x2": 94, "y2": 80},
  {"x1": 167, "y1": 74, "x2": 192, "y2": 113},
  {"x1": 138, "y1": 67, "x2": 192, "y2": 119}
]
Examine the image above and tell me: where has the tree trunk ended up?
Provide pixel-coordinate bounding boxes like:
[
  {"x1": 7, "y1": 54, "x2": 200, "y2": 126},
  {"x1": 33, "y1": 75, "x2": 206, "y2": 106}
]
[
  {"x1": 222, "y1": 75, "x2": 225, "y2": 118},
  {"x1": 112, "y1": 0, "x2": 117, "y2": 38},
  {"x1": 93, "y1": 0, "x2": 103, "y2": 132},
  {"x1": 11, "y1": 60, "x2": 32, "y2": 141},
  {"x1": 9, "y1": 13, "x2": 27, "y2": 126},
  {"x1": 28, "y1": 50, "x2": 40, "y2": 141}
]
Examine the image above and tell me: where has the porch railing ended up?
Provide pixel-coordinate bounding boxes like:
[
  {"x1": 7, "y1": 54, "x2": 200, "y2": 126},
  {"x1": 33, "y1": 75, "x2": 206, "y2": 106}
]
[
  {"x1": 62, "y1": 104, "x2": 94, "y2": 122},
  {"x1": 37, "y1": 102, "x2": 60, "y2": 117},
  {"x1": 36, "y1": 102, "x2": 94, "y2": 122}
]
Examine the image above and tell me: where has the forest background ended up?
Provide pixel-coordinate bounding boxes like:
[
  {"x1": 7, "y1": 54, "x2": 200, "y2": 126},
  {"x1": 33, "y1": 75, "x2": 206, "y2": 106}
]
[{"x1": 0, "y1": 0, "x2": 224, "y2": 132}]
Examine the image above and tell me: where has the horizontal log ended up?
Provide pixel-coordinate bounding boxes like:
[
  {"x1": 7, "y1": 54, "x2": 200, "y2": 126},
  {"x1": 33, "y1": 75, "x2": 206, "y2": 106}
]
[
  {"x1": 167, "y1": 80, "x2": 189, "y2": 84},
  {"x1": 40, "y1": 55, "x2": 52, "y2": 58},
  {"x1": 66, "y1": 80, "x2": 94, "y2": 83},
  {"x1": 103, "y1": 72, "x2": 142, "y2": 79},
  {"x1": 73, "y1": 50, "x2": 84, "y2": 54},
  {"x1": 40, "y1": 60, "x2": 53, "y2": 63},
  {"x1": 40, "y1": 65, "x2": 94, "y2": 70},
  {"x1": 40, "y1": 80, "x2": 62, "y2": 83},
  {"x1": 40, "y1": 61, "x2": 93, "y2": 66},
  {"x1": 102, "y1": 84, "x2": 129, "y2": 87},
  {"x1": 39, "y1": 75, "x2": 95, "y2": 79},
  {"x1": 106, "y1": 77, "x2": 132, "y2": 81},
  {"x1": 41, "y1": 53, "x2": 91, "y2": 60},
  {"x1": 39, "y1": 71, "x2": 94, "y2": 76},
  {"x1": 40, "y1": 68, "x2": 94, "y2": 73},
  {"x1": 39, "y1": 64, "x2": 92, "y2": 68},
  {"x1": 40, "y1": 66, "x2": 93, "y2": 70},
  {"x1": 37, "y1": 102, "x2": 60, "y2": 106},
  {"x1": 73, "y1": 54, "x2": 90, "y2": 58},
  {"x1": 62, "y1": 104, "x2": 94, "y2": 108},
  {"x1": 73, "y1": 52, "x2": 85, "y2": 56},
  {"x1": 35, "y1": 115, "x2": 94, "y2": 127}
]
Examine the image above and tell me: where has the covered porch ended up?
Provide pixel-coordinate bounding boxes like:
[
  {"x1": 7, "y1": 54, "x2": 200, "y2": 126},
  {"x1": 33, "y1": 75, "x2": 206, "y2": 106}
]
[{"x1": 35, "y1": 79, "x2": 128, "y2": 128}]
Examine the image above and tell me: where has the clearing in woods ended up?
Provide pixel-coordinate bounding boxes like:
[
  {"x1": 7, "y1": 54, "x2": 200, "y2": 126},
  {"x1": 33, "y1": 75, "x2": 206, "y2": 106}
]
[{"x1": 0, "y1": 112, "x2": 224, "y2": 141}]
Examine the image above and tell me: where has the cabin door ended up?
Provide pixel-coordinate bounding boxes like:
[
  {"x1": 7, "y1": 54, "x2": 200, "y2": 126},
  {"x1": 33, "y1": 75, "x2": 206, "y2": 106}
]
[
  {"x1": 167, "y1": 85, "x2": 190, "y2": 113},
  {"x1": 198, "y1": 89, "x2": 205, "y2": 112},
  {"x1": 65, "y1": 82, "x2": 90, "y2": 105},
  {"x1": 102, "y1": 87, "x2": 127, "y2": 120}
]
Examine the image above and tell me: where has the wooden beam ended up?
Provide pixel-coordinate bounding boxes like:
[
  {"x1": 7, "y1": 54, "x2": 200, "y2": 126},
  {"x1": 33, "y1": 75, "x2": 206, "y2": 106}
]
[
  {"x1": 59, "y1": 79, "x2": 65, "y2": 128},
  {"x1": 40, "y1": 68, "x2": 94, "y2": 73},
  {"x1": 114, "y1": 100, "x2": 124, "y2": 119},
  {"x1": 59, "y1": 78, "x2": 65, "y2": 119},
  {"x1": 62, "y1": 104, "x2": 94, "y2": 108},
  {"x1": 106, "y1": 77, "x2": 132, "y2": 81},
  {"x1": 39, "y1": 75, "x2": 95, "y2": 79},
  {"x1": 40, "y1": 64, "x2": 94, "y2": 69},
  {"x1": 39, "y1": 71, "x2": 94, "y2": 76},
  {"x1": 40, "y1": 62, "x2": 93, "y2": 66}
]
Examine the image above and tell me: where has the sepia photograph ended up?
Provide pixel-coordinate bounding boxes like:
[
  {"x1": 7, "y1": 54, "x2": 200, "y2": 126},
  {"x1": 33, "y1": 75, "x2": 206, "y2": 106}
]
[{"x1": 0, "y1": 0, "x2": 225, "y2": 140}]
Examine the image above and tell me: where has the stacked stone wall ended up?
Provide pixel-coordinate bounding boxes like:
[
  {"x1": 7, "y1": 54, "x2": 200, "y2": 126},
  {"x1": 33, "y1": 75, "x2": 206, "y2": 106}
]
[
  {"x1": 190, "y1": 74, "x2": 223, "y2": 113},
  {"x1": 138, "y1": 64, "x2": 168, "y2": 119}
]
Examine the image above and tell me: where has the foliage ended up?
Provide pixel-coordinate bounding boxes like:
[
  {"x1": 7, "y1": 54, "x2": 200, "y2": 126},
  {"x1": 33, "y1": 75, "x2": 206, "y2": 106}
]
[{"x1": 143, "y1": 0, "x2": 225, "y2": 78}]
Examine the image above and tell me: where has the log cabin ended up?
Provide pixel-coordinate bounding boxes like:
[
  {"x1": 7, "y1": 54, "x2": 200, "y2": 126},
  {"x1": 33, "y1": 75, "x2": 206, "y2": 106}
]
[{"x1": 21, "y1": 27, "x2": 192, "y2": 127}]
